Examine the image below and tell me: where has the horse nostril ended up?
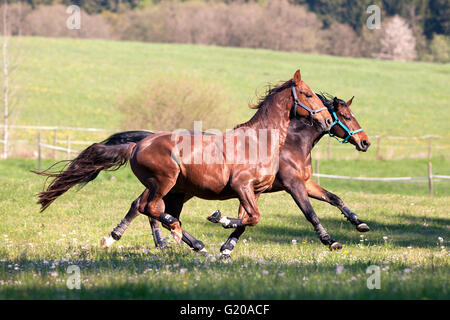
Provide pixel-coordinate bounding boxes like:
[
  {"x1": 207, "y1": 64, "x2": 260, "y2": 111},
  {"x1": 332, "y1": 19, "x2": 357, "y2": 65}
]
[
  {"x1": 361, "y1": 140, "x2": 371, "y2": 148},
  {"x1": 326, "y1": 118, "x2": 332, "y2": 126}
]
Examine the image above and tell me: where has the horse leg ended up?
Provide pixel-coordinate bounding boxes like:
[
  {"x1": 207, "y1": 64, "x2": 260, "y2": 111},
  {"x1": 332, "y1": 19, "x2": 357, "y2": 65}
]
[
  {"x1": 147, "y1": 191, "x2": 185, "y2": 249},
  {"x1": 284, "y1": 178, "x2": 342, "y2": 250},
  {"x1": 149, "y1": 193, "x2": 207, "y2": 253},
  {"x1": 148, "y1": 216, "x2": 166, "y2": 249},
  {"x1": 304, "y1": 179, "x2": 370, "y2": 232},
  {"x1": 138, "y1": 178, "x2": 185, "y2": 243},
  {"x1": 220, "y1": 203, "x2": 250, "y2": 258},
  {"x1": 100, "y1": 193, "x2": 143, "y2": 249},
  {"x1": 208, "y1": 184, "x2": 261, "y2": 228}
]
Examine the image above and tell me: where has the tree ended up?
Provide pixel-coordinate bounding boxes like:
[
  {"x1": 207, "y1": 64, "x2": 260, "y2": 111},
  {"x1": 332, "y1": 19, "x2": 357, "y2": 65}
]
[
  {"x1": 376, "y1": 15, "x2": 417, "y2": 61},
  {"x1": 2, "y1": 1, "x2": 9, "y2": 159}
]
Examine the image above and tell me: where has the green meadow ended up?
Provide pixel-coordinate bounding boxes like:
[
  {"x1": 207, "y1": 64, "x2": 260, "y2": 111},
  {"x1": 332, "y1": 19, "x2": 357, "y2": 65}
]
[
  {"x1": 0, "y1": 37, "x2": 449, "y2": 299},
  {"x1": 0, "y1": 158, "x2": 449, "y2": 299},
  {"x1": 9, "y1": 37, "x2": 450, "y2": 138}
]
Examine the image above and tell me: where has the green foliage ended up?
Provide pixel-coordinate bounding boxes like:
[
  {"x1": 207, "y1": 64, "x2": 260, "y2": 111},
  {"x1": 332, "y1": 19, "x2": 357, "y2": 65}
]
[
  {"x1": 302, "y1": 0, "x2": 376, "y2": 33},
  {"x1": 429, "y1": 34, "x2": 450, "y2": 63},
  {"x1": 293, "y1": 0, "x2": 448, "y2": 38},
  {"x1": 425, "y1": 0, "x2": 450, "y2": 37}
]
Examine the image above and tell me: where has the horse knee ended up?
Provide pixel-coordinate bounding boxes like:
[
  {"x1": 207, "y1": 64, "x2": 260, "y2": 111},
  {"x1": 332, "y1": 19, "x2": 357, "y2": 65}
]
[
  {"x1": 139, "y1": 200, "x2": 164, "y2": 220},
  {"x1": 247, "y1": 215, "x2": 261, "y2": 226}
]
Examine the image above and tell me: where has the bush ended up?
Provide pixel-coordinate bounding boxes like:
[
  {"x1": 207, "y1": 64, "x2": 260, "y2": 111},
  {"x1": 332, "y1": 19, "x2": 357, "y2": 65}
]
[
  {"x1": 22, "y1": 5, "x2": 112, "y2": 39},
  {"x1": 113, "y1": 0, "x2": 324, "y2": 53},
  {"x1": 429, "y1": 34, "x2": 450, "y2": 63},
  {"x1": 0, "y1": 3, "x2": 32, "y2": 36},
  {"x1": 117, "y1": 75, "x2": 232, "y2": 132},
  {"x1": 321, "y1": 22, "x2": 359, "y2": 57}
]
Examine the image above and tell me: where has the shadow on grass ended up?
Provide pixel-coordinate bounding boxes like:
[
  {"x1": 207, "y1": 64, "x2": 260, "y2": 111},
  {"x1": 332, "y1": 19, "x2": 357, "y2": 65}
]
[{"x1": 240, "y1": 214, "x2": 449, "y2": 249}]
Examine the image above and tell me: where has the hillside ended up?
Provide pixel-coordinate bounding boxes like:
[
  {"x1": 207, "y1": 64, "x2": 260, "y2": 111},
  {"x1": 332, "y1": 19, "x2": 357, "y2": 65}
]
[{"x1": 7, "y1": 36, "x2": 450, "y2": 139}]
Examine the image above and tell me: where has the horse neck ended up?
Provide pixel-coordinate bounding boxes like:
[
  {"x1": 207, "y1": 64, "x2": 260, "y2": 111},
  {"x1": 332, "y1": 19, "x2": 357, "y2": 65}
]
[
  {"x1": 235, "y1": 90, "x2": 292, "y2": 149},
  {"x1": 286, "y1": 118, "x2": 324, "y2": 157}
]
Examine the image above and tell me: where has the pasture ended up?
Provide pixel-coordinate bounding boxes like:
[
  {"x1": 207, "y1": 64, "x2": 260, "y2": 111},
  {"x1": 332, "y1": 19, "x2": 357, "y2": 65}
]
[
  {"x1": 0, "y1": 158, "x2": 448, "y2": 299},
  {"x1": 0, "y1": 37, "x2": 449, "y2": 299}
]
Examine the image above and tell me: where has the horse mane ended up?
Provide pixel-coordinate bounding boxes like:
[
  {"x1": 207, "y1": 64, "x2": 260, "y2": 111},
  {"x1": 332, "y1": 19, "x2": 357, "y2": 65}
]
[
  {"x1": 234, "y1": 79, "x2": 293, "y2": 129},
  {"x1": 317, "y1": 92, "x2": 346, "y2": 110}
]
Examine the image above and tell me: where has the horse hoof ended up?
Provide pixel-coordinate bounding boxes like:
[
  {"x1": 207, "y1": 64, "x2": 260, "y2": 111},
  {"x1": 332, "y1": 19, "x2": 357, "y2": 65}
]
[
  {"x1": 356, "y1": 223, "x2": 370, "y2": 232},
  {"x1": 207, "y1": 210, "x2": 222, "y2": 223},
  {"x1": 199, "y1": 248, "x2": 210, "y2": 257},
  {"x1": 100, "y1": 235, "x2": 115, "y2": 249},
  {"x1": 220, "y1": 253, "x2": 232, "y2": 262},
  {"x1": 157, "y1": 240, "x2": 168, "y2": 249},
  {"x1": 330, "y1": 242, "x2": 342, "y2": 250}
]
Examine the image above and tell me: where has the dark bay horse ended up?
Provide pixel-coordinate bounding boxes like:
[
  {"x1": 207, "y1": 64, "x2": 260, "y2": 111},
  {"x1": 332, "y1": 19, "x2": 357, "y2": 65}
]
[
  {"x1": 33, "y1": 69, "x2": 332, "y2": 246},
  {"x1": 101, "y1": 95, "x2": 370, "y2": 254}
]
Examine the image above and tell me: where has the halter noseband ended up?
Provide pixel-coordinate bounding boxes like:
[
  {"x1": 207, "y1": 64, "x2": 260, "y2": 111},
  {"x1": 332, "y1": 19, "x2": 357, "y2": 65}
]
[
  {"x1": 291, "y1": 84, "x2": 328, "y2": 125},
  {"x1": 328, "y1": 108, "x2": 364, "y2": 144}
]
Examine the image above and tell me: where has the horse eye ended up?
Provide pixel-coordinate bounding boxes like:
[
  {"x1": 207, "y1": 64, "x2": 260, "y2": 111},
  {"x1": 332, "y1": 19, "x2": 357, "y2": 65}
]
[
  {"x1": 343, "y1": 115, "x2": 351, "y2": 121},
  {"x1": 306, "y1": 93, "x2": 313, "y2": 98}
]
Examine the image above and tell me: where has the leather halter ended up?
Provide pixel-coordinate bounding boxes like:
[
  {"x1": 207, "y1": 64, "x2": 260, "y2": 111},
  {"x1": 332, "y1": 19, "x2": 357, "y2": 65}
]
[{"x1": 291, "y1": 84, "x2": 328, "y2": 125}]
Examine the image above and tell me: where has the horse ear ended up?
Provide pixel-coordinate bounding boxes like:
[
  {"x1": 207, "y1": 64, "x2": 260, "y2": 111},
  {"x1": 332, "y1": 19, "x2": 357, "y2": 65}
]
[
  {"x1": 347, "y1": 96, "x2": 354, "y2": 107},
  {"x1": 293, "y1": 69, "x2": 301, "y2": 86}
]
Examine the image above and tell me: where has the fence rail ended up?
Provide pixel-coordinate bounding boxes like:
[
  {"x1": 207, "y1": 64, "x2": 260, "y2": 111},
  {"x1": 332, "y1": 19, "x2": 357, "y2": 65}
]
[
  {"x1": 0, "y1": 124, "x2": 113, "y2": 132},
  {"x1": 312, "y1": 173, "x2": 450, "y2": 182},
  {"x1": 1, "y1": 124, "x2": 449, "y2": 197}
]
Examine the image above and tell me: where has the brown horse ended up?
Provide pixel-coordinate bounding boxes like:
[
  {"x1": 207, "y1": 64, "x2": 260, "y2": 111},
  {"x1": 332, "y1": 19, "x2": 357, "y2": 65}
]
[
  {"x1": 98, "y1": 94, "x2": 370, "y2": 254},
  {"x1": 33, "y1": 69, "x2": 332, "y2": 246},
  {"x1": 211, "y1": 94, "x2": 371, "y2": 256}
]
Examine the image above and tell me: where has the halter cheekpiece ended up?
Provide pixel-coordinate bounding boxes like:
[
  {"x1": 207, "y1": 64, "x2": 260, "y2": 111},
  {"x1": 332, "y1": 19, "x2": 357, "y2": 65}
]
[
  {"x1": 291, "y1": 83, "x2": 328, "y2": 125},
  {"x1": 328, "y1": 110, "x2": 364, "y2": 143}
]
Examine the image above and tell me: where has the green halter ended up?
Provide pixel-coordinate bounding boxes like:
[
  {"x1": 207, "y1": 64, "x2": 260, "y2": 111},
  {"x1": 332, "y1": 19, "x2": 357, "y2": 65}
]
[{"x1": 328, "y1": 110, "x2": 364, "y2": 143}]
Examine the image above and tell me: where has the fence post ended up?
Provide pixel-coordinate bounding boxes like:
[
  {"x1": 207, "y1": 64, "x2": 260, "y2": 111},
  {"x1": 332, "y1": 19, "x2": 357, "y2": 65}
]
[
  {"x1": 53, "y1": 128, "x2": 57, "y2": 160},
  {"x1": 66, "y1": 135, "x2": 71, "y2": 159},
  {"x1": 428, "y1": 161, "x2": 433, "y2": 197},
  {"x1": 327, "y1": 136, "x2": 331, "y2": 160},
  {"x1": 428, "y1": 136, "x2": 432, "y2": 160},
  {"x1": 315, "y1": 159, "x2": 320, "y2": 185},
  {"x1": 37, "y1": 130, "x2": 41, "y2": 170},
  {"x1": 376, "y1": 135, "x2": 382, "y2": 160}
]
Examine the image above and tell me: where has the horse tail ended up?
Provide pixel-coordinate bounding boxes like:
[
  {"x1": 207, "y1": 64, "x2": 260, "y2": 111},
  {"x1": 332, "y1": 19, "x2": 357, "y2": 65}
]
[
  {"x1": 100, "y1": 130, "x2": 153, "y2": 146},
  {"x1": 32, "y1": 142, "x2": 137, "y2": 212}
]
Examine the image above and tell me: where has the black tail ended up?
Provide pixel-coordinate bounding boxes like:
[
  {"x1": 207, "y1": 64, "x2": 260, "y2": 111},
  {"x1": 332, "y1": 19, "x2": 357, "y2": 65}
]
[
  {"x1": 100, "y1": 130, "x2": 153, "y2": 146},
  {"x1": 31, "y1": 131, "x2": 153, "y2": 212}
]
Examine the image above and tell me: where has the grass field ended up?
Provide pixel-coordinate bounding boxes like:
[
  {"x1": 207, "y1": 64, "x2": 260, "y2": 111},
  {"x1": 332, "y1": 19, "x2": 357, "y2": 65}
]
[
  {"x1": 0, "y1": 37, "x2": 449, "y2": 299},
  {"x1": 8, "y1": 37, "x2": 450, "y2": 138},
  {"x1": 0, "y1": 158, "x2": 448, "y2": 299}
]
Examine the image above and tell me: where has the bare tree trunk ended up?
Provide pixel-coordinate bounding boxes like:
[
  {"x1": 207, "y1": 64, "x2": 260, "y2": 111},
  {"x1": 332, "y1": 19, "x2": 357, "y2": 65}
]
[
  {"x1": 18, "y1": 0, "x2": 22, "y2": 37},
  {"x1": 2, "y1": 1, "x2": 9, "y2": 159}
]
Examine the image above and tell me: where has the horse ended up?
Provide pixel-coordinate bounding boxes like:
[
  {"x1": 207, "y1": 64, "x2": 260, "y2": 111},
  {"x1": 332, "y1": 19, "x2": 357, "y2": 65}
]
[
  {"x1": 32, "y1": 69, "x2": 333, "y2": 249},
  {"x1": 210, "y1": 94, "x2": 371, "y2": 257},
  {"x1": 96, "y1": 93, "x2": 370, "y2": 255}
]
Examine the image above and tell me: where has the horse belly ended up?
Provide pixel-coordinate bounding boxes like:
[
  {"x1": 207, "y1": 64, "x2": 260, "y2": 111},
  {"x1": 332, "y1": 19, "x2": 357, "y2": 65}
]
[{"x1": 173, "y1": 163, "x2": 232, "y2": 199}]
